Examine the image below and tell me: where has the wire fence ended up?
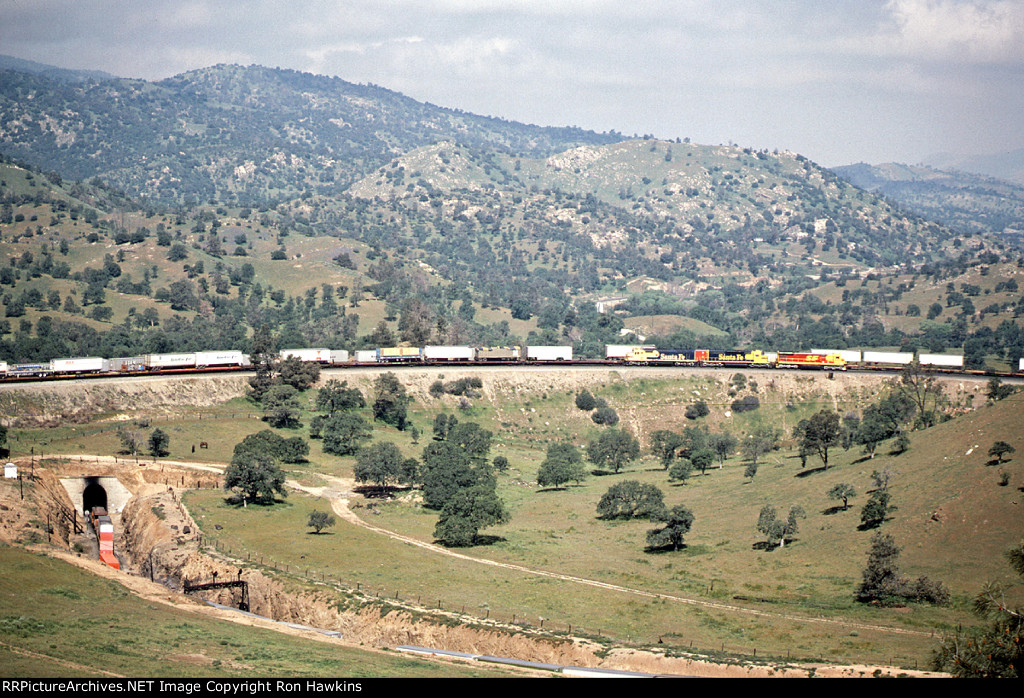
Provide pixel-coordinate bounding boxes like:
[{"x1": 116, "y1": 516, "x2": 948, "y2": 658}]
[{"x1": 190, "y1": 523, "x2": 930, "y2": 671}]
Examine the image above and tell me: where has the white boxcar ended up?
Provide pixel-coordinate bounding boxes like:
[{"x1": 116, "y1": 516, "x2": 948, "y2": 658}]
[
  {"x1": 195, "y1": 351, "x2": 249, "y2": 368},
  {"x1": 812, "y1": 349, "x2": 863, "y2": 364},
  {"x1": 144, "y1": 353, "x2": 197, "y2": 369},
  {"x1": 919, "y1": 353, "x2": 963, "y2": 368},
  {"x1": 329, "y1": 350, "x2": 350, "y2": 364},
  {"x1": 51, "y1": 357, "x2": 109, "y2": 373},
  {"x1": 1020, "y1": 358, "x2": 1024, "y2": 372},
  {"x1": 605, "y1": 345, "x2": 643, "y2": 359},
  {"x1": 354, "y1": 350, "x2": 378, "y2": 363},
  {"x1": 527, "y1": 346, "x2": 573, "y2": 361},
  {"x1": 280, "y1": 348, "x2": 332, "y2": 363},
  {"x1": 862, "y1": 351, "x2": 914, "y2": 365},
  {"x1": 424, "y1": 346, "x2": 475, "y2": 362},
  {"x1": 0, "y1": 361, "x2": 7, "y2": 375}
]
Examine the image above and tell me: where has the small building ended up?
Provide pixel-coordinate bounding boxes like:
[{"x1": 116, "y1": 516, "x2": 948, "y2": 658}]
[{"x1": 4, "y1": 462, "x2": 16, "y2": 479}]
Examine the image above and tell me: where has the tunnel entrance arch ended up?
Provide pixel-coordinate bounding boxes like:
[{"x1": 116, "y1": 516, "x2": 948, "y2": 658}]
[
  {"x1": 59, "y1": 476, "x2": 132, "y2": 516},
  {"x1": 82, "y1": 477, "x2": 108, "y2": 514}
]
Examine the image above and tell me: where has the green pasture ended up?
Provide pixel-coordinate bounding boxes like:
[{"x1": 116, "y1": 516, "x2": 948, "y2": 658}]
[
  {"x1": 8, "y1": 369, "x2": 1024, "y2": 670},
  {"x1": 0, "y1": 544, "x2": 510, "y2": 678}
]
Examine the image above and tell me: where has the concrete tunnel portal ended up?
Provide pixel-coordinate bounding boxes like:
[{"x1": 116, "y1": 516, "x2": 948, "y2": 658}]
[{"x1": 59, "y1": 476, "x2": 133, "y2": 516}]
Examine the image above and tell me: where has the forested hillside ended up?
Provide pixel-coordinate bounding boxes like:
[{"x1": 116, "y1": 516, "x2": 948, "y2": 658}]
[
  {"x1": 833, "y1": 162, "x2": 1024, "y2": 241},
  {"x1": 1, "y1": 62, "x2": 1022, "y2": 368}
]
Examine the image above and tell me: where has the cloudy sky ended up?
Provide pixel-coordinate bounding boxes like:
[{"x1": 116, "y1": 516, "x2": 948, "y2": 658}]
[{"x1": 2, "y1": 0, "x2": 1022, "y2": 166}]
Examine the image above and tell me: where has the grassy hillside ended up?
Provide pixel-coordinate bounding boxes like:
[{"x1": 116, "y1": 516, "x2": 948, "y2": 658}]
[
  {"x1": 0, "y1": 544, "x2": 508, "y2": 678},
  {"x1": 9, "y1": 368, "x2": 1021, "y2": 670}
]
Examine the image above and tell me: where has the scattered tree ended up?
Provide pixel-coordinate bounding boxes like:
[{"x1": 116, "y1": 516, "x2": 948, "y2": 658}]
[
  {"x1": 353, "y1": 441, "x2": 405, "y2": 490},
  {"x1": 316, "y1": 380, "x2": 365, "y2": 413},
  {"x1": 827, "y1": 483, "x2": 856, "y2": 511},
  {"x1": 756, "y1": 504, "x2": 805, "y2": 548},
  {"x1": 433, "y1": 484, "x2": 509, "y2": 547},
  {"x1": 446, "y1": 422, "x2": 493, "y2": 463},
  {"x1": 277, "y1": 355, "x2": 321, "y2": 391},
  {"x1": 247, "y1": 323, "x2": 277, "y2": 402},
  {"x1": 419, "y1": 440, "x2": 490, "y2": 510},
  {"x1": 224, "y1": 450, "x2": 287, "y2": 505},
  {"x1": 895, "y1": 360, "x2": 943, "y2": 429},
  {"x1": 857, "y1": 532, "x2": 949, "y2": 606},
  {"x1": 587, "y1": 429, "x2": 641, "y2": 473},
  {"x1": 742, "y1": 424, "x2": 780, "y2": 466},
  {"x1": 795, "y1": 409, "x2": 842, "y2": 469},
  {"x1": 986, "y1": 377, "x2": 1016, "y2": 402},
  {"x1": 650, "y1": 430, "x2": 686, "y2": 470},
  {"x1": 860, "y1": 489, "x2": 892, "y2": 529},
  {"x1": 234, "y1": 430, "x2": 309, "y2": 464},
  {"x1": 320, "y1": 412, "x2": 373, "y2": 456},
  {"x1": 537, "y1": 442, "x2": 587, "y2": 489},
  {"x1": 307, "y1": 510, "x2": 336, "y2": 534},
  {"x1": 261, "y1": 384, "x2": 302, "y2": 428},
  {"x1": 709, "y1": 431, "x2": 738, "y2": 466},
  {"x1": 668, "y1": 458, "x2": 694, "y2": 485},
  {"x1": 932, "y1": 540, "x2": 1024, "y2": 677},
  {"x1": 646, "y1": 505, "x2": 695, "y2": 551},
  {"x1": 148, "y1": 428, "x2": 170, "y2": 457},
  {"x1": 690, "y1": 447, "x2": 715, "y2": 476},
  {"x1": 989, "y1": 441, "x2": 1016, "y2": 464},
  {"x1": 117, "y1": 427, "x2": 145, "y2": 456},
  {"x1": 596, "y1": 481, "x2": 664, "y2": 520},
  {"x1": 433, "y1": 412, "x2": 457, "y2": 440},
  {"x1": 372, "y1": 372, "x2": 411, "y2": 430}
]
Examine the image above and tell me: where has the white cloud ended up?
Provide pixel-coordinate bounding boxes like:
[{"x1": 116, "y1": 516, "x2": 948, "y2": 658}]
[{"x1": 882, "y1": 0, "x2": 1024, "y2": 63}]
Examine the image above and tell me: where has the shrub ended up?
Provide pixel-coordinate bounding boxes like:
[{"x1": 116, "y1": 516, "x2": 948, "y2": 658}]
[
  {"x1": 685, "y1": 400, "x2": 709, "y2": 420},
  {"x1": 591, "y1": 406, "x2": 620, "y2": 426},
  {"x1": 575, "y1": 390, "x2": 597, "y2": 411},
  {"x1": 731, "y1": 395, "x2": 760, "y2": 413}
]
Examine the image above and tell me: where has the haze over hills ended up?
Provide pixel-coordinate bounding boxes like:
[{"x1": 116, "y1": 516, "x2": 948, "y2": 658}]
[
  {"x1": 924, "y1": 148, "x2": 1024, "y2": 187},
  {"x1": 0, "y1": 60, "x2": 1022, "y2": 368},
  {"x1": 832, "y1": 161, "x2": 1024, "y2": 241}
]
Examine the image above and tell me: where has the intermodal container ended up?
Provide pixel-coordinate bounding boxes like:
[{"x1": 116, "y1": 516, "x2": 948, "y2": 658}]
[
  {"x1": 51, "y1": 357, "x2": 109, "y2": 373},
  {"x1": 919, "y1": 353, "x2": 963, "y2": 368},
  {"x1": 424, "y1": 346, "x2": 475, "y2": 362},
  {"x1": 195, "y1": 351, "x2": 249, "y2": 368},
  {"x1": 377, "y1": 347, "x2": 423, "y2": 362},
  {"x1": 280, "y1": 348, "x2": 332, "y2": 363},
  {"x1": 862, "y1": 351, "x2": 913, "y2": 365},
  {"x1": 475, "y1": 347, "x2": 520, "y2": 361},
  {"x1": 526, "y1": 346, "x2": 573, "y2": 362},
  {"x1": 143, "y1": 353, "x2": 197, "y2": 369}
]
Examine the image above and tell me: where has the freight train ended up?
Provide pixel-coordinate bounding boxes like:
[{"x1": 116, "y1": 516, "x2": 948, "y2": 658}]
[
  {"x1": 90, "y1": 506, "x2": 120, "y2": 570},
  {"x1": 0, "y1": 344, "x2": 994, "y2": 381}
]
